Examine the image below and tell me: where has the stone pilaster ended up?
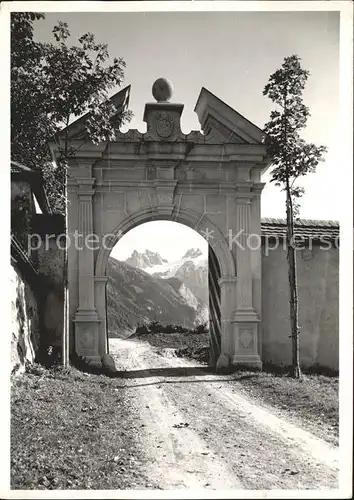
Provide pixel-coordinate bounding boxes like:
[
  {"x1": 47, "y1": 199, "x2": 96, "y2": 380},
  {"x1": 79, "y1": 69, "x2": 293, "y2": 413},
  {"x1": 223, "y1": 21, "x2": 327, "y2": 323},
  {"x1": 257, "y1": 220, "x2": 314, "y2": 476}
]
[
  {"x1": 216, "y1": 276, "x2": 237, "y2": 371},
  {"x1": 232, "y1": 197, "x2": 262, "y2": 369},
  {"x1": 250, "y1": 184, "x2": 265, "y2": 357},
  {"x1": 94, "y1": 275, "x2": 109, "y2": 356},
  {"x1": 74, "y1": 178, "x2": 100, "y2": 358},
  {"x1": 235, "y1": 199, "x2": 253, "y2": 311}
]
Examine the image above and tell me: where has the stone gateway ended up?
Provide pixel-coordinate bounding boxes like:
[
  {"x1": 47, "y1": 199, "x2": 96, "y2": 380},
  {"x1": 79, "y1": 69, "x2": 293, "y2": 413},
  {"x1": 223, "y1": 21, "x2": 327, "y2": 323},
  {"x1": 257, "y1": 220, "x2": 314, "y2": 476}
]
[{"x1": 49, "y1": 79, "x2": 338, "y2": 372}]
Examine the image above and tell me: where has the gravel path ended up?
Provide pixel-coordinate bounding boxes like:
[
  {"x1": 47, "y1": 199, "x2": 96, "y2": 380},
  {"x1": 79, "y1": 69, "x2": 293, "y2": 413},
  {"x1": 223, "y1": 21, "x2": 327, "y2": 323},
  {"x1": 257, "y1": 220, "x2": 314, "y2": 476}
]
[{"x1": 109, "y1": 337, "x2": 339, "y2": 490}]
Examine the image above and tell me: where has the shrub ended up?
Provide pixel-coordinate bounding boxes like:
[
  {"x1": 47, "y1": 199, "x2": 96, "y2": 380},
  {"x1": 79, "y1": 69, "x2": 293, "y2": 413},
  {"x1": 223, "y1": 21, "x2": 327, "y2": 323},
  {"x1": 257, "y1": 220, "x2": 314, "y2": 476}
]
[
  {"x1": 147, "y1": 321, "x2": 159, "y2": 333},
  {"x1": 135, "y1": 324, "x2": 149, "y2": 335},
  {"x1": 134, "y1": 321, "x2": 210, "y2": 336},
  {"x1": 192, "y1": 323, "x2": 209, "y2": 334},
  {"x1": 175, "y1": 324, "x2": 188, "y2": 333}
]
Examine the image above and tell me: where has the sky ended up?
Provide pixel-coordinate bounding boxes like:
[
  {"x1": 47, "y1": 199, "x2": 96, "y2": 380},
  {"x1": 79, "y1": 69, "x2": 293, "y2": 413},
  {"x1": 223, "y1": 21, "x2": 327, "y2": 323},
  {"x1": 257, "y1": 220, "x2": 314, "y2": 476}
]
[
  {"x1": 33, "y1": 9, "x2": 340, "y2": 262},
  {"x1": 112, "y1": 221, "x2": 208, "y2": 262}
]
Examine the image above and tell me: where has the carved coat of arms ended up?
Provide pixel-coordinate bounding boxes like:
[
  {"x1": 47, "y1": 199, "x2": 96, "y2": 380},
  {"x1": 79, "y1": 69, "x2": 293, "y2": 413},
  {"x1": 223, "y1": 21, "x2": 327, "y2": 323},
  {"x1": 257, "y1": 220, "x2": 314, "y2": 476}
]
[{"x1": 156, "y1": 112, "x2": 174, "y2": 138}]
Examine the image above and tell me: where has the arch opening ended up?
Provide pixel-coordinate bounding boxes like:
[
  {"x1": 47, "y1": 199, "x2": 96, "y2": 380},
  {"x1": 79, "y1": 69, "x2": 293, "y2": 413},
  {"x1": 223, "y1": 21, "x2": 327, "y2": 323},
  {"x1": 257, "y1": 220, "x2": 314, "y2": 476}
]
[
  {"x1": 100, "y1": 219, "x2": 227, "y2": 368},
  {"x1": 95, "y1": 206, "x2": 235, "y2": 279}
]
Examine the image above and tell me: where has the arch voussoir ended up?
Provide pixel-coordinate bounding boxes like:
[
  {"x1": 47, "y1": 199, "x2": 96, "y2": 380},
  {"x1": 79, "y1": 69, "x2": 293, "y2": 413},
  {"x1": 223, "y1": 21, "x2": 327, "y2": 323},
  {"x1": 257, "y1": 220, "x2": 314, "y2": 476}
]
[{"x1": 94, "y1": 206, "x2": 235, "y2": 280}]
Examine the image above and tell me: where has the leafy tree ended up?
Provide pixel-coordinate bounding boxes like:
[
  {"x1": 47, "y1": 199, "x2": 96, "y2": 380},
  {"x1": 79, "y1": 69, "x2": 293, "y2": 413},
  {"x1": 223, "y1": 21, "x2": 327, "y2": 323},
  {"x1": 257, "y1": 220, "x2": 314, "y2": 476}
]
[
  {"x1": 263, "y1": 55, "x2": 327, "y2": 378},
  {"x1": 11, "y1": 13, "x2": 132, "y2": 368},
  {"x1": 11, "y1": 13, "x2": 132, "y2": 213}
]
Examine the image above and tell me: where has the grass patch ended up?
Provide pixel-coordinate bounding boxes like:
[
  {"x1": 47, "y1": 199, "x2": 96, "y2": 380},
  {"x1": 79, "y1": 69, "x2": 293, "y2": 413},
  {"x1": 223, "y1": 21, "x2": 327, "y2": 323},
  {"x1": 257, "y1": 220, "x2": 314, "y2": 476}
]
[
  {"x1": 226, "y1": 370, "x2": 339, "y2": 446},
  {"x1": 11, "y1": 367, "x2": 156, "y2": 490}
]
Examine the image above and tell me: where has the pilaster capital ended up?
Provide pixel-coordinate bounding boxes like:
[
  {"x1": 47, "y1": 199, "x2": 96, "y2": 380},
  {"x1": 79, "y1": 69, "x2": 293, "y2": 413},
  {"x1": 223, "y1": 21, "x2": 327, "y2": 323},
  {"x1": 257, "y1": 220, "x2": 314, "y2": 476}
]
[
  {"x1": 218, "y1": 276, "x2": 237, "y2": 287},
  {"x1": 78, "y1": 192, "x2": 95, "y2": 201},
  {"x1": 77, "y1": 178, "x2": 96, "y2": 199},
  {"x1": 233, "y1": 308, "x2": 259, "y2": 323},
  {"x1": 94, "y1": 276, "x2": 108, "y2": 284},
  {"x1": 235, "y1": 196, "x2": 252, "y2": 205},
  {"x1": 252, "y1": 182, "x2": 266, "y2": 195},
  {"x1": 77, "y1": 178, "x2": 95, "y2": 188}
]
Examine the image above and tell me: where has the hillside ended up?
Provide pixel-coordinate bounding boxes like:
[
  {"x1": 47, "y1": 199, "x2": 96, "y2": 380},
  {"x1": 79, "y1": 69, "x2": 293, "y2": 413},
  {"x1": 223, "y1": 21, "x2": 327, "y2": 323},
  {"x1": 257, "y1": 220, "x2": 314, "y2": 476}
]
[{"x1": 107, "y1": 257, "x2": 207, "y2": 337}]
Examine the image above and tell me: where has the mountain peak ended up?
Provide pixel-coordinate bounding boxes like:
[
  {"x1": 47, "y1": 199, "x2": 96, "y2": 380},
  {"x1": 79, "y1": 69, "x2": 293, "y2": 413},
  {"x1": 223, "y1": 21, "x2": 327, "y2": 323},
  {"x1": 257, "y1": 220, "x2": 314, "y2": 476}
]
[
  {"x1": 125, "y1": 249, "x2": 168, "y2": 269},
  {"x1": 182, "y1": 248, "x2": 203, "y2": 260}
]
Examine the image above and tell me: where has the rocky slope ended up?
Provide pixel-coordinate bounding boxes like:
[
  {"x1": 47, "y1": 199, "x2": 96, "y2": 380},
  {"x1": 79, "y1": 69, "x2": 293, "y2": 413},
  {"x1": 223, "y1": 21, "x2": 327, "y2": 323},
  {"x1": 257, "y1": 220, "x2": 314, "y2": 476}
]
[
  {"x1": 107, "y1": 257, "x2": 207, "y2": 337},
  {"x1": 164, "y1": 277, "x2": 208, "y2": 325},
  {"x1": 174, "y1": 259, "x2": 208, "y2": 304}
]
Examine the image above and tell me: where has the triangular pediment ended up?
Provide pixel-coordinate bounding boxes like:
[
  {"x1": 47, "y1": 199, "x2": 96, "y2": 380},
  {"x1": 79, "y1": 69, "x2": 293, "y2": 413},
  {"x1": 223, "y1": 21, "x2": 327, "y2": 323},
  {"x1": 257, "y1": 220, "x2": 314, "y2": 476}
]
[
  {"x1": 56, "y1": 85, "x2": 131, "y2": 141},
  {"x1": 194, "y1": 87, "x2": 265, "y2": 145}
]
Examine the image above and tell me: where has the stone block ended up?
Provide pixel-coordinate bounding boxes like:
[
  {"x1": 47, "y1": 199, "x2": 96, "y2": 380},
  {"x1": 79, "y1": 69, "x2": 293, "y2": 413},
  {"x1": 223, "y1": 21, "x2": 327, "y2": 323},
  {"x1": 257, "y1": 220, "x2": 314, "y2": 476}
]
[
  {"x1": 126, "y1": 190, "x2": 144, "y2": 214},
  {"x1": 140, "y1": 189, "x2": 154, "y2": 210},
  {"x1": 205, "y1": 213, "x2": 226, "y2": 237},
  {"x1": 180, "y1": 194, "x2": 205, "y2": 214},
  {"x1": 206, "y1": 194, "x2": 226, "y2": 214},
  {"x1": 102, "y1": 209, "x2": 127, "y2": 235},
  {"x1": 103, "y1": 192, "x2": 125, "y2": 211},
  {"x1": 203, "y1": 168, "x2": 227, "y2": 182},
  {"x1": 103, "y1": 168, "x2": 145, "y2": 181}
]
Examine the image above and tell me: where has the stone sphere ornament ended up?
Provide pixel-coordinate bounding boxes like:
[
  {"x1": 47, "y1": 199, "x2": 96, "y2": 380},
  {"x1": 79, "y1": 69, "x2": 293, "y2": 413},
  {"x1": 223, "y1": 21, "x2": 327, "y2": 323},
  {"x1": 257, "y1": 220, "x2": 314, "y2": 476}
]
[{"x1": 152, "y1": 78, "x2": 174, "y2": 102}]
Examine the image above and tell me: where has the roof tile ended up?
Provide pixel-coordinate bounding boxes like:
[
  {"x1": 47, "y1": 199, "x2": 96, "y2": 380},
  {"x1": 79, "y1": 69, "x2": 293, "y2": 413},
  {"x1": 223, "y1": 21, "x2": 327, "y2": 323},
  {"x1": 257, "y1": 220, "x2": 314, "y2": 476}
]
[{"x1": 261, "y1": 218, "x2": 339, "y2": 241}]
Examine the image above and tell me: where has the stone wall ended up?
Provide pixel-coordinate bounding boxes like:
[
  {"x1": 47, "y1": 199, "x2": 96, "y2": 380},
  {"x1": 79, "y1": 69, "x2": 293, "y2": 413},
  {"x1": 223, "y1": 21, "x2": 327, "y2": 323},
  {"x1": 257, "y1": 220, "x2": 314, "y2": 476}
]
[
  {"x1": 35, "y1": 215, "x2": 65, "y2": 352},
  {"x1": 10, "y1": 264, "x2": 40, "y2": 374},
  {"x1": 37, "y1": 242, "x2": 64, "y2": 350},
  {"x1": 11, "y1": 213, "x2": 65, "y2": 372},
  {"x1": 261, "y1": 243, "x2": 339, "y2": 371}
]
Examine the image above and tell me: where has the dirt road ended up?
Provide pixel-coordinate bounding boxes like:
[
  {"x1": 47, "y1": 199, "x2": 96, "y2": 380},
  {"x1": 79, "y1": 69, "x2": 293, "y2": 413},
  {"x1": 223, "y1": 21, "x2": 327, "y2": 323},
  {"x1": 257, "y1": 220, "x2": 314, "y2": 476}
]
[{"x1": 109, "y1": 337, "x2": 339, "y2": 490}]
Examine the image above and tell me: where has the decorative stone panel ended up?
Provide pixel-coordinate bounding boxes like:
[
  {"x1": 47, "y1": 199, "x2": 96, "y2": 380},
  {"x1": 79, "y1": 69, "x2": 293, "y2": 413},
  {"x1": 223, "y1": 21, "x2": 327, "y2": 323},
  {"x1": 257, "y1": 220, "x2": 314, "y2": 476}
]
[{"x1": 143, "y1": 103, "x2": 184, "y2": 142}]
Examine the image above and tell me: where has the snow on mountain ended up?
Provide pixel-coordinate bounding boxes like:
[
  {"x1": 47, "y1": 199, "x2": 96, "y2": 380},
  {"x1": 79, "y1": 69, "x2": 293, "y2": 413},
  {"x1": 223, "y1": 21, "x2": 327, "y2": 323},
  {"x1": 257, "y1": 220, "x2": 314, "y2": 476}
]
[
  {"x1": 182, "y1": 248, "x2": 203, "y2": 260},
  {"x1": 124, "y1": 247, "x2": 209, "y2": 306},
  {"x1": 125, "y1": 249, "x2": 168, "y2": 269},
  {"x1": 127, "y1": 247, "x2": 207, "y2": 279}
]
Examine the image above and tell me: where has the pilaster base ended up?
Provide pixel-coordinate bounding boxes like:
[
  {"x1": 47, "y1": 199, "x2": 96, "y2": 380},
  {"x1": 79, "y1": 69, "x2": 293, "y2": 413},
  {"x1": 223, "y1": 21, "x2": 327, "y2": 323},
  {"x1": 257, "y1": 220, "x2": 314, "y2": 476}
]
[
  {"x1": 232, "y1": 308, "x2": 262, "y2": 370},
  {"x1": 74, "y1": 309, "x2": 100, "y2": 357},
  {"x1": 233, "y1": 307, "x2": 259, "y2": 322}
]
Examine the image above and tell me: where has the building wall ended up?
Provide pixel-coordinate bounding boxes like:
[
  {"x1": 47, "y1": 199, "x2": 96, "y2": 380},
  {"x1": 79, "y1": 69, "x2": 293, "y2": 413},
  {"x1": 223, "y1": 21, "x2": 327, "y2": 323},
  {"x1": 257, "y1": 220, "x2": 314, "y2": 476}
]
[{"x1": 261, "y1": 242, "x2": 339, "y2": 371}]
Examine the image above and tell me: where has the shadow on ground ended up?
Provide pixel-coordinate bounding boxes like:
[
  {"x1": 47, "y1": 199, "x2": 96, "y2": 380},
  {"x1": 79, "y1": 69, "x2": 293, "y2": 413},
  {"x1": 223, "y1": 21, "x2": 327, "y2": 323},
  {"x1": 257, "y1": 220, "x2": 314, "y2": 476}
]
[
  {"x1": 72, "y1": 358, "x2": 257, "y2": 386},
  {"x1": 114, "y1": 366, "x2": 213, "y2": 379}
]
